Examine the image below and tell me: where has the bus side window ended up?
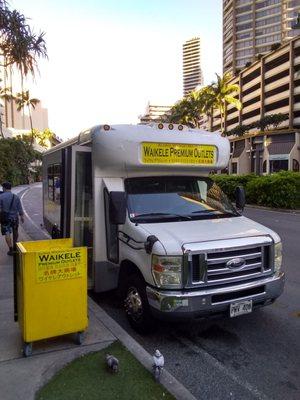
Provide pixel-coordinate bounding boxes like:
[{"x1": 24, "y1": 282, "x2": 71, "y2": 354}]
[{"x1": 104, "y1": 189, "x2": 118, "y2": 263}]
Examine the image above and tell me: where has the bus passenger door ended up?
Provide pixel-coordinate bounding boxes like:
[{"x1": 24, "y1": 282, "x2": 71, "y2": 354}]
[{"x1": 70, "y1": 146, "x2": 93, "y2": 288}]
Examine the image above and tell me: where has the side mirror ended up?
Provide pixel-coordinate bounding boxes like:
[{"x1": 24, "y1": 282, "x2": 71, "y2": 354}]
[
  {"x1": 109, "y1": 191, "x2": 126, "y2": 225},
  {"x1": 235, "y1": 186, "x2": 246, "y2": 212}
]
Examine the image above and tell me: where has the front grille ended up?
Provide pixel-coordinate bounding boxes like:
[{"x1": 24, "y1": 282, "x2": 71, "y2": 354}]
[{"x1": 190, "y1": 244, "x2": 272, "y2": 287}]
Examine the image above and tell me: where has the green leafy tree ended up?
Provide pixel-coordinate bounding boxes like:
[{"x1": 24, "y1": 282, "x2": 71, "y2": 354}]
[
  {"x1": 210, "y1": 73, "x2": 242, "y2": 133},
  {"x1": 14, "y1": 90, "x2": 40, "y2": 144},
  {"x1": 0, "y1": 137, "x2": 39, "y2": 185}
]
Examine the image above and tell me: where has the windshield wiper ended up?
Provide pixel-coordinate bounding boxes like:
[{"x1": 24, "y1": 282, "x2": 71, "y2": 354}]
[
  {"x1": 133, "y1": 212, "x2": 192, "y2": 220},
  {"x1": 191, "y1": 210, "x2": 238, "y2": 218},
  {"x1": 191, "y1": 210, "x2": 212, "y2": 214}
]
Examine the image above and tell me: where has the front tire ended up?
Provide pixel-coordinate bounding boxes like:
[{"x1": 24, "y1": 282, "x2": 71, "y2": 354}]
[{"x1": 123, "y1": 274, "x2": 154, "y2": 334}]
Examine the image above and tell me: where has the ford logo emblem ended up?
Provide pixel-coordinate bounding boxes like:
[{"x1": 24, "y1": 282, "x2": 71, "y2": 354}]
[{"x1": 226, "y1": 257, "x2": 246, "y2": 269}]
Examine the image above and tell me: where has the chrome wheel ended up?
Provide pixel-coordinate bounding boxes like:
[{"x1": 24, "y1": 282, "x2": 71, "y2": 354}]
[{"x1": 125, "y1": 286, "x2": 143, "y2": 322}]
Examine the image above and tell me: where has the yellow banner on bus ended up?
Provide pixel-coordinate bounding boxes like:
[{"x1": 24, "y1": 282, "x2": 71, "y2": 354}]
[{"x1": 141, "y1": 142, "x2": 217, "y2": 165}]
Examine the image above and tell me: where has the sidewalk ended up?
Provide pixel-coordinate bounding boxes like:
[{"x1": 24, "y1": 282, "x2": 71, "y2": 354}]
[{"x1": 0, "y1": 186, "x2": 196, "y2": 400}]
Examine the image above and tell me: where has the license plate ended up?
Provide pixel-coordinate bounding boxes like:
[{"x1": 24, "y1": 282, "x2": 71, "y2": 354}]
[{"x1": 230, "y1": 300, "x2": 252, "y2": 317}]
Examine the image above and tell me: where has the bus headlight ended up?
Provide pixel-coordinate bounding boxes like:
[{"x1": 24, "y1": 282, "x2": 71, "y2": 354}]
[
  {"x1": 274, "y1": 242, "x2": 282, "y2": 273},
  {"x1": 152, "y1": 255, "x2": 182, "y2": 288}
]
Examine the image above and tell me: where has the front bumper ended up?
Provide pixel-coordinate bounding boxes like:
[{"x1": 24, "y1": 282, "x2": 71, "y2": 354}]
[{"x1": 146, "y1": 272, "x2": 285, "y2": 321}]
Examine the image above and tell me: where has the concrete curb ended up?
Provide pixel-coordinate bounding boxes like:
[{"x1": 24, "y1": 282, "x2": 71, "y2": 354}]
[
  {"x1": 89, "y1": 300, "x2": 197, "y2": 400},
  {"x1": 246, "y1": 204, "x2": 300, "y2": 214}
]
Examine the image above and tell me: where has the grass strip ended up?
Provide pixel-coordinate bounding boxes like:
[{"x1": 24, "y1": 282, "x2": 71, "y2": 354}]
[{"x1": 36, "y1": 341, "x2": 174, "y2": 400}]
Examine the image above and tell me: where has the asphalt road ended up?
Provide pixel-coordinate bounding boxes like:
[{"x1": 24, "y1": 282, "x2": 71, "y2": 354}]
[{"x1": 21, "y1": 184, "x2": 300, "y2": 400}]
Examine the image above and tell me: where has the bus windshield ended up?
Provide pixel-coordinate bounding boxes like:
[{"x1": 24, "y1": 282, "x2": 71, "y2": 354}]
[{"x1": 125, "y1": 176, "x2": 239, "y2": 223}]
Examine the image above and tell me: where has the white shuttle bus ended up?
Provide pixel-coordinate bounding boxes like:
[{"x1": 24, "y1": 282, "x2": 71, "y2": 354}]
[{"x1": 43, "y1": 124, "x2": 285, "y2": 332}]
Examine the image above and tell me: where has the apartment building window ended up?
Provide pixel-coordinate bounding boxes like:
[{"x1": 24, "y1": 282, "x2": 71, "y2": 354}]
[
  {"x1": 287, "y1": 10, "x2": 299, "y2": 18},
  {"x1": 236, "y1": 58, "x2": 252, "y2": 67},
  {"x1": 224, "y1": 45, "x2": 233, "y2": 55},
  {"x1": 255, "y1": 24, "x2": 281, "y2": 36},
  {"x1": 236, "y1": 22, "x2": 252, "y2": 32},
  {"x1": 256, "y1": 6, "x2": 281, "y2": 19},
  {"x1": 236, "y1": 13, "x2": 252, "y2": 23},
  {"x1": 236, "y1": 0, "x2": 252, "y2": 5},
  {"x1": 255, "y1": 34, "x2": 281, "y2": 45},
  {"x1": 236, "y1": 40, "x2": 253, "y2": 49},
  {"x1": 288, "y1": 0, "x2": 300, "y2": 7},
  {"x1": 256, "y1": 45, "x2": 272, "y2": 53},
  {"x1": 237, "y1": 4, "x2": 252, "y2": 13},
  {"x1": 256, "y1": 0, "x2": 281, "y2": 9},
  {"x1": 256, "y1": 15, "x2": 281, "y2": 27},
  {"x1": 236, "y1": 48, "x2": 253, "y2": 58},
  {"x1": 224, "y1": 54, "x2": 233, "y2": 64},
  {"x1": 237, "y1": 32, "x2": 252, "y2": 40}
]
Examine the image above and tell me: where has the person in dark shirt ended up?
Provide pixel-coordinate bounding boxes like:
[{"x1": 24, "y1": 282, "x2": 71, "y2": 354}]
[{"x1": 0, "y1": 182, "x2": 24, "y2": 256}]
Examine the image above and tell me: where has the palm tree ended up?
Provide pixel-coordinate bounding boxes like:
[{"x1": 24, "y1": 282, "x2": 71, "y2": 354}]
[
  {"x1": 0, "y1": 84, "x2": 13, "y2": 138},
  {"x1": 0, "y1": 2, "x2": 47, "y2": 78},
  {"x1": 168, "y1": 94, "x2": 201, "y2": 128},
  {"x1": 15, "y1": 90, "x2": 40, "y2": 144},
  {"x1": 210, "y1": 73, "x2": 242, "y2": 133}
]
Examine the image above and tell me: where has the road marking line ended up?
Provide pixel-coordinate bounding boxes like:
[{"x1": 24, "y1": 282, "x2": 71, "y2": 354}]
[
  {"x1": 20, "y1": 188, "x2": 50, "y2": 238},
  {"x1": 175, "y1": 335, "x2": 271, "y2": 400}
]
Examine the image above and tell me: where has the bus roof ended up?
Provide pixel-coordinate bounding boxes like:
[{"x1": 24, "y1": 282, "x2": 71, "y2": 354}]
[{"x1": 44, "y1": 124, "x2": 230, "y2": 174}]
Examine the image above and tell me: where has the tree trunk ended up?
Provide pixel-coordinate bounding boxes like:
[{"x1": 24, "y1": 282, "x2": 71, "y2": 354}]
[
  {"x1": 28, "y1": 106, "x2": 34, "y2": 145},
  {"x1": 9, "y1": 66, "x2": 14, "y2": 128},
  {"x1": 4, "y1": 60, "x2": 8, "y2": 128},
  {"x1": 0, "y1": 113, "x2": 4, "y2": 139}
]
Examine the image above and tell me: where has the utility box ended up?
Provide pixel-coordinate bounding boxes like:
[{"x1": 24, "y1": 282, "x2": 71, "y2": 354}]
[{"x1": 15, "y1": 238, "x2": 88, "y2": 356}]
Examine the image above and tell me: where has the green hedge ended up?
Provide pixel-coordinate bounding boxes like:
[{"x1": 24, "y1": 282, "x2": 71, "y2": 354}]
[{"x1": 212, "y1": 171, "x2": 300, "y2": 209}]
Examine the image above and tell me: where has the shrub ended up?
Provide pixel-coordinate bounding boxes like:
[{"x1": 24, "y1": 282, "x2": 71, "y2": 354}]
[
  {"x1": 0, "y1": 138, "x2": 39, "y2": 186},
  {"x1": 212, "y1": 172, "x2": 300, "y2": 209},
  {"x1": 212, "y1": 174, "x2": 257, "y2": 201}
]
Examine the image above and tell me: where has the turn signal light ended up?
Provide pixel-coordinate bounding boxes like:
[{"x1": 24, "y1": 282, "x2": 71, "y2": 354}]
[
  {"x1": 168, "y1": 124, "x2": 174, "y2": 130},
  {"x1": 103, "y1": 124, "x2": 110, "y2": 131},
  {"x1": 158, "y1": 123, "x2": 164, "y2": 129}
]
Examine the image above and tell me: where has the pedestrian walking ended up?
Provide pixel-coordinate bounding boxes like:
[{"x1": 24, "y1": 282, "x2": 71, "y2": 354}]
[{"x1": 0, "y1": 182, "x2": 24, "y2": 256}]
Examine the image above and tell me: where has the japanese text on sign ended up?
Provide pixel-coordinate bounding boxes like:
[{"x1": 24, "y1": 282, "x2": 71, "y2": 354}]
[
  {"x1": 141, "y1": 142, "x2": 217, "y2": 165},
  {"x1": 36, "y1": 249, "x2": 84, "y2": 283}
]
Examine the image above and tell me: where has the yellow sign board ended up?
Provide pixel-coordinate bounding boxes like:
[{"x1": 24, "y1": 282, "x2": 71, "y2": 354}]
[
  {"x1": 141, "y1": 142, "x2": 217, "y2": 165},
  {"x1": 36, "y1": 248, "x2": 84, "y2": 283}
]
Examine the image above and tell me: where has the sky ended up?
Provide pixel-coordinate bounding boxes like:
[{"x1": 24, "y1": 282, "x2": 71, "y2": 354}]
[{"x1": 11, "y1": 0, "x2": 222, "y2": 139}]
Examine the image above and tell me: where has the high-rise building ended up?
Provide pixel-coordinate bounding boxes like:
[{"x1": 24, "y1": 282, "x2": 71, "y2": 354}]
[
  {"x1": 223, "y1": 0, "x2": 300, "y2": 74},
  {"x1": 139, "y1": 102, "x2": 172, "y2": 124},
  {"x1": 206, "y1": 35, "x2": 300, "y2": 175},
  {"x1": 182, "y1": 37, "x2": 203, "y2": 96}
]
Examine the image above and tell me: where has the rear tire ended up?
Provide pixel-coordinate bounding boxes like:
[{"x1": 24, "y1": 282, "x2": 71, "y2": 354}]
[{"x1": 123, "y1": 274, "x2": 154, "y2": 334}]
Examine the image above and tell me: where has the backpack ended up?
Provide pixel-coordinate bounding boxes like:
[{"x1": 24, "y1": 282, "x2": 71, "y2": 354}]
[{"x1": 0, "y1": 195, "x2": 15, "y2": 225}]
